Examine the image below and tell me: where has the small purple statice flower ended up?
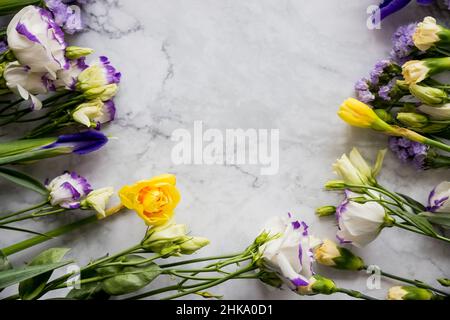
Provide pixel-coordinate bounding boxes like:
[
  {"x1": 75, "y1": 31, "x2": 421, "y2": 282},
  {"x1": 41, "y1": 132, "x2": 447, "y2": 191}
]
[
  {"x1": 390, "y1": 23, "x2": 417, "y2": 63},
  {"x1": 355, "y1": 78, "x2": 375, "y2": 103},
  {"x1": 0, "y1": 41, "x2": 8, "y2": 55},
  {"x1": 369, "y1": 60, "x2": 392, "y2": 85},
  {"x1": 389, "y1": 136, "x2": 428, "y2": 169},
  {"x1": 378, "y1": 79, "x2": 397, "y2": 101}
]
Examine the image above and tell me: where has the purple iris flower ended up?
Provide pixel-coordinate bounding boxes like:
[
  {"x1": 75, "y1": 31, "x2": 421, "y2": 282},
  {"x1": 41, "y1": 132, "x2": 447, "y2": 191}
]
[
  {"x1": 43, "y1": 130, "x2": 108, "y2": 155},
  {"x1": 378, "y1": 0, "x2": 435, "y2": 21}
]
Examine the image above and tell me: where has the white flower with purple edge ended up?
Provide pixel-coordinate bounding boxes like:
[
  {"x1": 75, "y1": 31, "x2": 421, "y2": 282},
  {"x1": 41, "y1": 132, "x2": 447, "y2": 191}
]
[
  {"x1": 45, "y1": 0, "x2": 84, "y2": 34},
  {"x1": 7, "y1": 6, "x2": 68, "y2": 78},
  {"x1": 259, "y1": 214, "x2": 321, "y2": 290},
  {"x1": 54, "y1": 57, "x2": 88, "y2": 90},
  {"x1": 72, "y1": 99, "x2": 116, "y2": 128},
  {"x1": 76, "y1": 56, "x2": 121, "y2": 92},
  {"x1": 336, "y1": 190, "x2": 393, "y2": 247},
  {"x1": 3, "y1": 61, "x2": 53, "y2": 110},
  {"x1": 427, "y1": 182, "x2": 450, "y2": 213},
  {"x1": 46, "y1": 171, "x2": 92, "y2": 209}
]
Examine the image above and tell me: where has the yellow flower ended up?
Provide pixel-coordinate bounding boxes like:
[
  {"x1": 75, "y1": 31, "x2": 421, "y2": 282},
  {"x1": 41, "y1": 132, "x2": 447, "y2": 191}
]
[
  {"x1": 338, "y1": 98, "x2": 393, "y2": 132},
  {"x1": 119, "y1": 174, "x2": 181, "y2": 226}
]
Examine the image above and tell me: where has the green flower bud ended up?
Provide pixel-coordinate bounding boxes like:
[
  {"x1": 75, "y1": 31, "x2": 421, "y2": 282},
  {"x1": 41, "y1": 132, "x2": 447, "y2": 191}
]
[
  {"x1": 65, "y1": 46, "x2": 94, "y2": 60},
  {"x1": 409, "y1": 84, "x2": 448, "y2": 105},
  {"x1": 315, "y1": 206, "x2": 336, "y2": 217},
  {"x1": 397, "y1": 112, "x2": 429, "y2": 128},
  {"x1": 387, "y1": 286, "x2": 440, "y2": 300},
  {"x1": 179, "y1": 236, "x2": 210, "y2": 255},
  {"x1": 437, "y1": 278, "x2": 450, "y2": 287},
  {"x1": 297, "y1": 275, "x2": 337, "y2": 296},
  {"x1": 314, "y1": 239, "x2": 365, "y2": 271},
  {"x1": 374, "y1": 109, "x2": 394, "y2": 123},
  {"x1": 324, "y1": 180, "x2": 346, "y2": 190}
]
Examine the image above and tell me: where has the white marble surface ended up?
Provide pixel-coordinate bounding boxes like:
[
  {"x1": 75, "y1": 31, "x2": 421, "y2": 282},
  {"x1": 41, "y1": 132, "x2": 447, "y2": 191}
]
[{"x1": 1, "y1": 0, "x2": 449, "y2": 300}]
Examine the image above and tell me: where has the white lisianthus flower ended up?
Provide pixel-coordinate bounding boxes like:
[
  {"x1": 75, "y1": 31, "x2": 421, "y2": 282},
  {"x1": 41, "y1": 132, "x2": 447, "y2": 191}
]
[
  {"x1": 387, "y1": 286, "x2": 435, "y2": 300},
  {"x1": 7, "y1": 6, "x2": 68, "y2": 77},
  {"x1": 46, "y1": 172, "x2": 92, "y2": 209},
  {"x1": 179, "y1": 237, "x2": 211, "y2": 254},
  {"x1": 76, "y1": 56, "x2": 121, "y2": 92},
  {"x1": 402, "y1": 60, "x2": 431, "y2": 84},
  {"x1": 145, "y1": 223, "x2": 187, "y2": 244},
  {"x1": 72, "y1": 99, "x2": 116, "y2": 127},
  {"x1": 427, "y1": 181, "x2": 450, "y2": 213},
  {"x1": 81, "y1": 187, "x2": 114, "y2": 217},
  {"x1": 418, "y1": 104, "x2": 450, "y2": 120},
  {"x1": 413, "y1": 17, "x2": 442, "y2": 51},
  {"x1": 336, "y1": 191, "x2": 393, "y2": 247},
  {"x1": 54, "y1": 58, "x2": 88, "y2": 91},
  {"x1": 332, "y1": 148, "x2": 386, "y2": 186},
  {"x1": 259, "y1": 214, "x2": 321, "y2": 290},
  {"x1": 3, "y1": 61, "x2": 52, "y2": 110}
]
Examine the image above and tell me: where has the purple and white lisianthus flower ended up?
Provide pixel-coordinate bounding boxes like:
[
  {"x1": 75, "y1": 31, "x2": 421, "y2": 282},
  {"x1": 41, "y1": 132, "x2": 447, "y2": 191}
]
[
  {"x1": 72, "y1": 99, "x2": 116, "y2": 128},
  {"x1": 3, "y1": 61, "x2": 53, "y2": 110},
  {"x1": 7, "y1": 6, "x2": 68, "y2": 77},
  {"x1": 54, "y1": 57, "x2": 88, "y2": 90},
  {"x1": 259, "y1": 214, "x2": 321, "y2": 290},
  {"x1": 427, "y1": 181, "x2": 450, "y2": 213},
  {"x1": 46, "y1": 171, "x2": 92, "y2": 209},
  {"x1": 76, "y1": 56, "x2": 122, "y2": 92},
  {"x1": 336, "y1": 190, "x2": 392, "y2": 247},
  {"x1": 81, "y1": 187, "x2": 114, "y2": 217}
]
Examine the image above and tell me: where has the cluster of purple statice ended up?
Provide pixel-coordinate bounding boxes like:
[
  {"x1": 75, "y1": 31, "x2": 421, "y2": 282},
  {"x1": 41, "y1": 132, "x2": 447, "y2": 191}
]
[{"x1": 389, "y1": 137, "x2": 429, "y2": 169}]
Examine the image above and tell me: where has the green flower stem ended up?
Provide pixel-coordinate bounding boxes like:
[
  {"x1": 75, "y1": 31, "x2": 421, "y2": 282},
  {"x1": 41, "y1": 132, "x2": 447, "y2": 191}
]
[
  {"x1": 0, "y1": 99, "x2": 22, "y2": 115},
  {"x1": 344, "y1": 183, "x2": 406, "y2": 210},
  {"x1": 0, "y1": 200, "x2": 49, "y2": 221},
  {"x1": 0, "y1": 0, "x2": 41, "y2": 15},
  {"x1": 0, "y1": 208, "x2": 66, "y2": 226},
  {"x1": 335, "y1": 288, "x2": 378, "y2": 300},
  {"x1": 423, "y1": 137, "x2": 450, "y2": 153},
  {"x1": 124, "y1": 283, "x2": 211, "y2": 300},
  {"x1": 0, "y1": 214, "x2": 99, "y2": 256},
  {"x1": 362, "y1": 266, "x2": 449, "y2": 296},
  {"x1": 158, "y1": 253, "x2": 244, "y2": 268},
  {"x1": 393, "y1": 221, "x2": 450, "y2": 244},
  {"x1": 168, "y1": 271, "x2": 260, "y2": 281},
  {"x1": 160, "y1": 264, "x2": 257, "y2": 300}
]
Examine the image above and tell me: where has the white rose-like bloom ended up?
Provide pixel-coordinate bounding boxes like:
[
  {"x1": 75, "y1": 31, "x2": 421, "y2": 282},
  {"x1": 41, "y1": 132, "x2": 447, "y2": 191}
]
[
  {"x1": 402, "y1": 60, "x2": 430, "y2": 84},
  {"x1": 418, "y1": 104, "x2": 450, "y2": 120},
  {"x1": 72, "y1": 99, "x2": 116, "y2": 128},
  {"x1": 413, "y1": 17, "x2": 441, "y2": 51},
  {"x1": 332, "y1": 148, "x2": 385, "y2": 186},
  {"x1": 3, "y1": 61, "x2": 51, "y2": 110},
  {"x1": 427, "y1": 181, "x2": 450, "y2": 213},
  {"x1": 259, "y1": 215, "x2": 321, "y2": 289},
  {"x1": 146, "y1": 223, "x2": 187, "y2": 243},
  {"x1": 336, "y1": 191, "x2": 392, "y2": 247},
  {"x1": 81, "y1": 187, "x2": 114, "y2": 217},
  {"x1": 7, "y1": 6, "x2": 68, "y2": 77}
]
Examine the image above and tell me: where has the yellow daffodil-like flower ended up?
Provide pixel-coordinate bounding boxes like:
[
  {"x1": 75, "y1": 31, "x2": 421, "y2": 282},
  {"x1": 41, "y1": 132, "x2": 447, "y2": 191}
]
[
  {"x1": 338, "y1": 98, "x2": 393, "y2": 132},
  {"x1": 119, "y1": 174, "x2": 181, "y2": 226}
]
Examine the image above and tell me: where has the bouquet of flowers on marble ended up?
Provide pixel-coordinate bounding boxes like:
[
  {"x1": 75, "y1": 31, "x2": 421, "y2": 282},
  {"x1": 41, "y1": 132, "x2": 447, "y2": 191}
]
[
  {"x1": 0, "y1": 4, "x2": 120, "y2": 138},
  {"x1": 317, "y1": 147, "x2": 450, "y2": 247},
  {"x1": 374, "y1": 0, "x2": 450, "y2": 21},
  {"x1": 2, "y1": 209, "x2": 448, "y2": 300},
  {"x1": 0, "y1": 1, "x2": 87, "y2": 35},
  {"x1": 341, "y1": 17, "x2": 450, "y2": 170}
]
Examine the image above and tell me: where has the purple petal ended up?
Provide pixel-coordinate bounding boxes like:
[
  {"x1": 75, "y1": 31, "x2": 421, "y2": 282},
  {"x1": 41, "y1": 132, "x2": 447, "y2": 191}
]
[
  {"x1": 379, "y1": 0, "x2": 412, "y2": 20},
  {"x1": 42, "y1": 130, "x2": 108, "y2": 155}
]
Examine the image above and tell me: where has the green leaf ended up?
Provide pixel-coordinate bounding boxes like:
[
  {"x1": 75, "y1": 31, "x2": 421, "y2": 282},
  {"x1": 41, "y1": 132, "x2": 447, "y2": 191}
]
[
  {"x1": 419, "y1": 212, "x2": 450, "y2": 229},
  {"x1": 0, "y1": 167, "x2": 48, "y2": 195},
  {"x1": 98, "y1": 255, "x2": 162, "y2": 296},
  {"x1": 18, "y1": 248, "x2": 70, "y2": 300},
  {"x1": 0, "y1": 225, "x2": 51, "y2": 237},
  {"x1": 397, "y1": 193, "x2": 426, "y2": 213},
  {"x1": 0, "y1": 250, "x2": 12, "y2": 293},
  {"x1": 399, "y1": 211, "x2": 438, "y2": 237},
  {"x1": 0, "y1": 138, "x2": 54, "y2": 158},
  {"x1": 66, "y1": 282, "x2": 110, "y2": 300},
  {"x1": 0, "y1": 0, "x2": 41, "y2": 15},
  {"x1": 0, "y1": 260, "x2": 72, "y2": 290}
]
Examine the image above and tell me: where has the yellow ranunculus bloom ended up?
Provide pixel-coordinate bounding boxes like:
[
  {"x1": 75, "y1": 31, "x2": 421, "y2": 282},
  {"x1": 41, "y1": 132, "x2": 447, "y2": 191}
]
[
  {"x1": 119, "y1": 174, "x2": 181, "y2": 226},
  {"x1": 338, "y1": 98, "x2": 393, "y2": 132}
]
